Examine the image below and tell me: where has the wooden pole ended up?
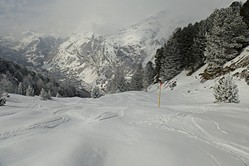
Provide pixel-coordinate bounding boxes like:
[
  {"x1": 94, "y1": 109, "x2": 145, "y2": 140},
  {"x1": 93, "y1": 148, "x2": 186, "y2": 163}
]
[{"x1": 158, "y1": 80, "x2": 162, "y2": 108}]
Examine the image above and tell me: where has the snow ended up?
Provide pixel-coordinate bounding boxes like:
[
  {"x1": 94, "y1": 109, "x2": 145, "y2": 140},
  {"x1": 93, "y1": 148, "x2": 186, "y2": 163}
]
[
  {"x1": 1, "y1": 69, "x2": 249, "y2": 166},
  {"x1": 224, "y1": 46, "x2": 249, "y2": 67}
]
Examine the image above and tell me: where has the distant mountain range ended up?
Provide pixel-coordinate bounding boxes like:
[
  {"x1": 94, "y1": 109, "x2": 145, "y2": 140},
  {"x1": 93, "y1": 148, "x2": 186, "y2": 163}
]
[{"x1": 0, "y1": 10, "x2": 196, "y2": 87}]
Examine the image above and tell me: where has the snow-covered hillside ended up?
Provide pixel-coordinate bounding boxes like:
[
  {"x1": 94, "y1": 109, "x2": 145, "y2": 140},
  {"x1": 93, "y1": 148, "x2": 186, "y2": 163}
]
[{"x1": 1, "y1": 66, "x2": 249, "y2": 166}]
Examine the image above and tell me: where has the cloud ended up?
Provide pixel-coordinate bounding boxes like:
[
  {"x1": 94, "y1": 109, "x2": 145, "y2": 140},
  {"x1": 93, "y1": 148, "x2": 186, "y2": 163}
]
[{"x1": 0, "y1": 0, "x2": 246, "y2": 37}]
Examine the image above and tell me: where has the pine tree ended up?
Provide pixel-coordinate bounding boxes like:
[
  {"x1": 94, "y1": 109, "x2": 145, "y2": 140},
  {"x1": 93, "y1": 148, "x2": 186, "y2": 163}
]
[
  {"x1": 205, "y1": 7, "x2": 248, "y2": 66},
  {"x1": 26, "y1": 85, "x2": 34, "y2": 96},
  {"x1": 0, "y1": 81, "x2": 6, "y2": 106},
  {"x1": 0, "y1": 86, "x2": 3, "y2": 98},
  {"x1": 130, "y1": 64, "x2": 143, "y2": 91},
  {"x1": 14, "y1": 70, "x2": 23, "y2": 82},
  {"x1": 116, "y1": 69, "x2": 127, "y2": 93},
  {"x1": 230, "y1": 1, "x2": 242, "y2": 8},
  {"x1": 240, "y1": 0, "x2": 249, "y2": 27},
  {"x1": 178, "y1": 23, "x2": 197, "y2": 69},
  {"x1": 48, "y1": 90, "x2": 52, "y2": 98},
  {"x1": 143, "y1": 61, "x2": 156, "y2": 90},
  {"x1": 160, "y1": 36, "x2": 183, "y2": 82},
  {"x1": 154, "y1": 48, "x2": 164, "y2": 82},
  {"x1": 39, "y1": 88, "x2": 46, "y2": 100},
  {"x1": 39, "y1": 88, "x2": 52, "y2": 100},
  {"x1": 213, "y1": 75, "x2": 239, "y2": 103},
  {"x1": 17, "y1": 82, "x2": 23, "y2": 95},
  {"x1": 189, "y1": 21, "x2": 207, "y2": 72},
  {"x1": 108, "y1": 67, "x2": 128, "y2": 93},
  {"x1": 0, "y1": 76, "x2": 13, "y2": 94},
  {"x1": 56, "y1": 92, "x2": 62, "y2": 98}
]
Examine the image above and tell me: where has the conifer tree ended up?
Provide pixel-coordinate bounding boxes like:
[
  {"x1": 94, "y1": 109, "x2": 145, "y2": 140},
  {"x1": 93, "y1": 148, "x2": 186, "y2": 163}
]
[
  {"x1": 0, "y1": 86, "x2": 3, "y2": 98},
  {"x1": 130, "y1": 64, "x2": 143, "y2": 91},
  {"x1": 17, "y1": 82, "x2": 23, "y2": 95},
  {"x1": 205, "y1": 7, "x2": 248, "y2": 66},
  {"x1": 39, "y1": 88, "x2": 52, "y2": 100},
  {"x1": 143, "y1": 61, "x2": 156, "y2": 90},
  {"x1": 178, "y1": 23, "x2": 196, "y2": 69},
  {"x1": 0, "y1": 85, "x2": 5, "y2": 106},
  {"x1": 154, "y1": 48, "x2": 164, "y2": 82},
  {"x1": 39, "y1": 88, "x2": 46, "y2": 100},
  {"x1": 48, "y1": 90, "x2": 52, "y2": 98},
  {"x1": 108, "y1": 67, "x2": 128, "y2": 93},
  {"x1": 240, "y1": 0, "x2": 249, "y2": 27},
  {"x1": 116, "y1": 70, "x2": 127, "y2": 93},
  {"x1": 189, "y1": 21, "x2": 207, "y2": 72},
  {"x1": 160, "y1": 37, "x2": 183, "y2": 82},
  {"x1": 204, "y1": 6, "x2": 248, "y2": 78},
  {"x1": 214, "y1": 75, "x2": 239, "y2": 103},
  {"x1": 26, "y1": 85, "x2": 34, "y2": 96},
  {"x1": 56, "y1": 92, "x2": 62, "y2": 98}
]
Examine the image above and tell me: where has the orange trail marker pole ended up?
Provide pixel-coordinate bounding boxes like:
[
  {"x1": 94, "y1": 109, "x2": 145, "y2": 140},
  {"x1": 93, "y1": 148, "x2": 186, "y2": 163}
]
[{"x1": 158, "y1": 80, "x2": 162, "y2": 108}]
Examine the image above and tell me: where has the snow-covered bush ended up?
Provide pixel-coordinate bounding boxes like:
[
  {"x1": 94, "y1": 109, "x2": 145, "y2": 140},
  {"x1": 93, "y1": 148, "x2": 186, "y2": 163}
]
[
  {"x1": 39, "y1": 88, "x2": 52, "y2": 100},
  {"x1": 213, "y1": 75, "x2": 239, "y2": 103}
]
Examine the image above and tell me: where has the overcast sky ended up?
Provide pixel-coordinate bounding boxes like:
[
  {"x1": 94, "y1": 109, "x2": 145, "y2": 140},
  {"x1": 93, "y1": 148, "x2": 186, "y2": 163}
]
[{"x1": 0, "y1": 0, "x2": 245, "y2": 37}]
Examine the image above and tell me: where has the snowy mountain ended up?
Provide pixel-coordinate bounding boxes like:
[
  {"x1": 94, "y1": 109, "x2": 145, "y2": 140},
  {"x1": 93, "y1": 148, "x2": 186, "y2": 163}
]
[
  {"x1": 44, "y1": 10, "x2": 195, "y2": 85},
  {"x1": 0, "y1": 35, "x2": 31, "y2": 65},
  {"x1": 0, "y1": 10, "x2": 195, "y2": 86},
  {"x1": 0, "y1": 32, "x2": 63, "y2": 67},
  {"x1": 16, "y1": 32, "x2": 64, "y2": 67}
]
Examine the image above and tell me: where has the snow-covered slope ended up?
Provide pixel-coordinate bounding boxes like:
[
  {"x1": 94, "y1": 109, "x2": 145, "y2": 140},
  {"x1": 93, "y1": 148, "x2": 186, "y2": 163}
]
[{"x1": 1, "y1": 65, "x2": 249, "y2": 166}]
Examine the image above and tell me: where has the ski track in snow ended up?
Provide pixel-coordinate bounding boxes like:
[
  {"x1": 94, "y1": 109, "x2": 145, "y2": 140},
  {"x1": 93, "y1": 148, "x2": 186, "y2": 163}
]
[
  {"x1": 0, "y1": 101, "x2": 73, "y2": 141},
  {"x1": 94, "y1": 109, "x2": 125, "y2": 121},
  {"x1": 213, "y1": 121, "x2": 228, "y2": 134},
  {"x1": 0, "y1": 115, "x2": 70, "y2": 140},
  {"x1": 191, "y1": 117, "x2": 249, "y2": 166},
  {"x1": 199, "y1": 147, "x2": 222, "y2": 166},
  {"x1": 132, "y1": 112, "x2": 249, "y2": 166}
]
